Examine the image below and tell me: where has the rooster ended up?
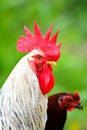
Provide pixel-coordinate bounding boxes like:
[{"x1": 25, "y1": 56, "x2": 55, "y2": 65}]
[
  {"x1": 45, "y1": 91, "x2": 83, "y2": 130},
  {"x1": 0, "y1": 22, "x2": 61, "y2": 130}
]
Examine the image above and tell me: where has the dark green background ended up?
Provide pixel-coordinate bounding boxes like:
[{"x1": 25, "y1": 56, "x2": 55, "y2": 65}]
[{"x1": 0, "y1": 0, "x2": 87, "y2": 129}]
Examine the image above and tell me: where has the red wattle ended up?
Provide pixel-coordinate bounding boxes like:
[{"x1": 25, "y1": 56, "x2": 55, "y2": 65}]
[{"x1": 38, "y1": 64, "x2": 54, "y2": 95}]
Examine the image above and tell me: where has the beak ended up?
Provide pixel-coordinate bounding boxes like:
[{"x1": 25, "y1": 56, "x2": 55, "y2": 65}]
[
  {"x1": 47, "y1": 61, "x2": 57, "y2": 66},
  {"x1": 75, "y1": 103, "x2": 83, "y2": 110}
]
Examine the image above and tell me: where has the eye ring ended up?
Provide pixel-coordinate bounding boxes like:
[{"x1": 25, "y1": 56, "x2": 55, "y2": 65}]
[{"x1": 65, "y1": 98, "x2": 72, "y2": 102}]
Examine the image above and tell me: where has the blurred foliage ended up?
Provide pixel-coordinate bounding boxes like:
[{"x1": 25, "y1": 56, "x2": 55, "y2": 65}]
[{"x1": 0, "y1": 0, "x2": 87, "y2": 130}]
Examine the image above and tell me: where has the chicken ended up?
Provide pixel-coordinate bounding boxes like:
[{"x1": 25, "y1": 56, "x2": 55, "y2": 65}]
[
  {"x1": 45, "y1": 91, "x2": 83, "y2": 130},
  {"x1": 0, "y1": 22, "x2": 61, "y2": 130}
]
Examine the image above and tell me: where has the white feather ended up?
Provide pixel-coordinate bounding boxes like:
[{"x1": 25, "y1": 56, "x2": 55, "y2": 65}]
[{"x1": 0, "y1": 50, "x2": 48, "y2": 130}]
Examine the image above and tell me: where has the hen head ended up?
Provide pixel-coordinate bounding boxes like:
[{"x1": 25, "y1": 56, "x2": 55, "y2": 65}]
[
  {"x1": 58, "y1": 91, "x2": 83, "y2": 111},
  {"x1": 17, "y1": 22, "x2": 61, "y2": 95}
]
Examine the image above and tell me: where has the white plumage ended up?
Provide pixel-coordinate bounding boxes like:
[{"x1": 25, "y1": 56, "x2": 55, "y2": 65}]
[{"x1": 0, "y1": 51, "x2": 47, "y2": 130}]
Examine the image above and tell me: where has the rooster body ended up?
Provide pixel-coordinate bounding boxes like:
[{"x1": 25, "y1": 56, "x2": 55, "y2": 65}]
[
  {"x1": 45, "y1": 92, "x2": 83, "y2": 130},
  {"x1": 0, "y1": 52, "x2": 47, "y2": 130},
  {"x1": 0, "y1": 23, "x2": 61, "y2": 130}
]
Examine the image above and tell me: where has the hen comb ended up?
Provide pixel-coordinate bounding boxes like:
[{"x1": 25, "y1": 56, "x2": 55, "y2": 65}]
[
  {"x1": 74, "y1": 91, "x2": 80, "y2": 99},
  {"x1": 17, "y1": 22, "x2": 61, "y2": 61}
]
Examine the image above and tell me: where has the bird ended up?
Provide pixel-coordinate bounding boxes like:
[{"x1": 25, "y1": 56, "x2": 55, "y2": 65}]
[
  {"x1": 0, "y1": 22, "x2": 61, "y2": 130},
  {"x1": 45, "y1": 91, "x2": 83, "y2": 130}
]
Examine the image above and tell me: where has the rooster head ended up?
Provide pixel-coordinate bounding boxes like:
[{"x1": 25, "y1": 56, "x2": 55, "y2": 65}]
[
  {"x1": 17, "y1": 22, "x2": 61, "y2": 95},
  {"x1": 58, "y1": 91, "x2": 83, "y2": 111}
]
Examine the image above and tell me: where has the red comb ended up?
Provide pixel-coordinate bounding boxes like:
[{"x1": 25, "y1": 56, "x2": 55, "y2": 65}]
[
  {"x1": 17, "y1": 22, "x2": 61, "y2": 61},
  {"x1": 74, "y1": 91, "x2": 80, "y2": 99}
]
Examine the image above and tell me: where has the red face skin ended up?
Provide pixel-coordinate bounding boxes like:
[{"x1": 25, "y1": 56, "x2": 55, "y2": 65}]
[
  {"x1": 28, "y1": 51, "x2": 54, "y2": 95},
  {"x1": 58, "y1": 93, "x2": 83, "y2": 111}
]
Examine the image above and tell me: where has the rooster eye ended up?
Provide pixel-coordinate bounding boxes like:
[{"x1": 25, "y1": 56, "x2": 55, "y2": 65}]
[
  {"x1": 65, "y1": 98, "x2": 72, "y2": 102},
  {"x1": 37, "y1": 55, "x2": 42, "y2": 59}
]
